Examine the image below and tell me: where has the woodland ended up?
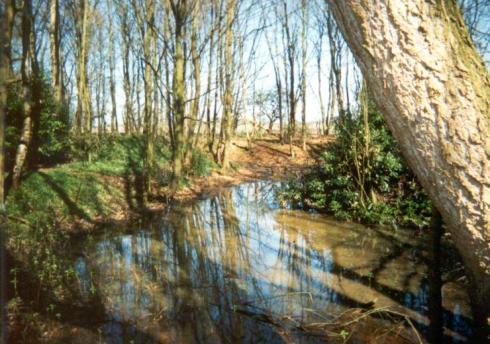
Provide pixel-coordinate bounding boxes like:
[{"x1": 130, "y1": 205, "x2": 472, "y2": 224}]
[{"x1": 0, "y1": 0, "x2": 489, "y2": 343}]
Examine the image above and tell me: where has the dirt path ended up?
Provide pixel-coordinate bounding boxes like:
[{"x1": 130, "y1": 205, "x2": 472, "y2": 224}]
[{"x1": 171, "y1": 135, "x2": 330, "y2": 201}]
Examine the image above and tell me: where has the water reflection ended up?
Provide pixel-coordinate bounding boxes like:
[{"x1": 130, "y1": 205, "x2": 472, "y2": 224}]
[{"x1": 74, "y1": 181, "x2": 473, "y2": 343}]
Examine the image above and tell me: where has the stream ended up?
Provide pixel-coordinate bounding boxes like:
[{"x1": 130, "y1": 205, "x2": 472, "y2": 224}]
[{"x1": 71, "y1": 181, "x2": 474, "y2": 343}]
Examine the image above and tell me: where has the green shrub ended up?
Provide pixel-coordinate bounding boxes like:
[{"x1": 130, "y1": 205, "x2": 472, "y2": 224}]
[
  {"x1": 6, "y1": 75, "x2": 69, "y2": 169},
  {"x1": 190, "y1": 149, "x2": 215, "y2": 177},
  {"x1": 277, "y1": 99, "x2": 432, "y2": 228}
]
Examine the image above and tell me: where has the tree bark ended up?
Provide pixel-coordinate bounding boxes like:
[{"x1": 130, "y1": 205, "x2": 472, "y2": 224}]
[
  {"x1": 316, "y1": 31, "x2": 326, "y2": 135},
  {"x1": 205, "y1": 4, "x2": 215, "y2": 143},
  {"x1": 119, "y1": 5, "x2": 133, "y2": 134},
  {"x1": 133, "y1": 0, "x2": 155, "y2": 194},
  {"x1": 49, "y1": 0, "x2": 62, "y2": 105},
  {"x1": 428, "y1": 208, "x2": 443, "y2": 344},
  {"x1": 81, "y1": 0, "x2": 91, "y2": 133},
  {"x1": 170, "y1": 2, "x2": 186, "y2": 183},
  {"x1": 163, "y1": 2, "x2": 174, "y2": 148},
  {"x1": 327, "y1": 0, "x2": 490, "y2": 333},
  {"x1": 282, "y1": 0, "x2": 296, "y2": 143},
  {"x1": 75, "y1": 0, "x2": 91, "y2": 134},
  {"x1": 187, "y1": 3, "x2": 201, "y2": 155},
  {"x1": 300, "y1": 0, "x2": 307, "y2": 151},
  {"x1": 326, "y1": 10, "x2": 345, "y2": 127},
  {"x1": 12, "y1": 0, "x2": 35, "y2": 188},
  {"x1": 0, "y1": 1, "x2": 14, "y2": 207},
  {"x1": 108, "y1": 0, "x2": 118, "y2": 133},
  {"x1": 218, "y1": 0, "x2": 235, "y2": 169}
]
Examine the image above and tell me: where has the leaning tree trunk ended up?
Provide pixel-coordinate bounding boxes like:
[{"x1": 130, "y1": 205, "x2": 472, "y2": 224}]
[{"x1": 326, "y1": 0, "x2": 490, "y2": 332}]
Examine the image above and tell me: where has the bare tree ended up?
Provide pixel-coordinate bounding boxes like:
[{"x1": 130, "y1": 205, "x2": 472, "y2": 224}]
[
  {"x1": 0, "y1": 0, "x2": 15, "y2": 207},
  {"x1": 217, "y1": 0, "x2": 235, "y2": 169},
  {"x1": 108, "y1": 0, "x2": 118, "y2": 133},
  {"x1": 12, "y1": 0, "x2": 35, "y2": 188},
  {"x1": 300, "y1": 0, "x2": 307, "y2": 150},
  {"x1": 49, "y1": 0, "x2": 63, "y2": 104}
]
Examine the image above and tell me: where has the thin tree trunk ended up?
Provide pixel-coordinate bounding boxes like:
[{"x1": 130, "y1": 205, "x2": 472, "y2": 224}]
[
  {"x1": 205, "y1": 6, "x2": 215, "y2": 142},
  {"x1": 428, "y1": 208, "x2": 443, "y2": 344},
  {"x1": 301, "y1": 0, "x2": 307, "y2": 151},
  {"x1": 316, "y1": 32, "x2": 326, "y2": 135},
  {"x1": 163, "y1": 3, "x2": 174, "y2": 148},
  {"x1": 187, "y1": 4, "x2": 201, "y2": 155},
  {"x1": 75, "y1": 0, "x2": 91, "y2": 134},
  {"x1": 108, "y1": 0, "x2": 118, "y2": 133},
  {"x1": 218, "y1": 0, "x2": 235, "y2": 169},
  {"x1": 49, "y1": 0, "x2": 62, "y2": 104},
  {"x1": 81, "y1": 0, "x2": 91, "y2": 133},
  {"x1": 326, "y1": 10, "x2": 344, "y2": 128},
  {"x1": 0, "y1": 1, "x2": 14, "y2": 207},
  {"x1": 120, "y1": 7, "x2": 132, "y2": 134},
  {"x1": 211, "y1": 2, "x2": 223, "y2": 159},
  {"x1": 12, "y1": 0, "x2": 34, "y2": 188},
  {"x1": 136, "y1": 0, "x2": 155, "y2": 194},
  {"x1": 171, "y1": 5, "x2": 186, "y2": 183}
]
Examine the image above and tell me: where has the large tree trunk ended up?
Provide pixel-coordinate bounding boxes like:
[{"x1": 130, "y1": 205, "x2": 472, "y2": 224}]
[{"x1": 327, "y1": 0, "x2": 490, "y2": 333}]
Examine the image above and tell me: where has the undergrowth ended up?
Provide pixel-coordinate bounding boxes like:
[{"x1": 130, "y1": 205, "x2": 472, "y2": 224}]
[
  {"x1": 4, "y1": 134, "x2": 215, "y2": 332},
  {"x1": 277, "y1": 99, "x2": 432, "y2": 228}
]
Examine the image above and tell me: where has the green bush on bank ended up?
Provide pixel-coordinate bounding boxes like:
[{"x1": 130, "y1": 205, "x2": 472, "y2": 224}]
[
  {"x1": 6, "y1": 75, "x2": 70, "y2": 170},
  {"x1": 278, "y1": 100, "x2": 432, "y2": 228},
  {"x1": 190, "y1": 148, "x2": 217, "y2": 177}
]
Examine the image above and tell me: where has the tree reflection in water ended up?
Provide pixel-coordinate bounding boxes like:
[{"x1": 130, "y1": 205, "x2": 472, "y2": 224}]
[{"x1": 74, "y1": 181, "x2": 473, "y2": 343}]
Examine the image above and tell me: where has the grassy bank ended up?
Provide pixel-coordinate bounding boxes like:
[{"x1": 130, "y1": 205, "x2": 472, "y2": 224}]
[{"x1": 4, "y1": 135, "x2": 219, "y2": 340}]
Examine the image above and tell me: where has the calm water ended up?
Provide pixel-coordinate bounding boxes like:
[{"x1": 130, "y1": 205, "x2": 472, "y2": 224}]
[{"x1": 73, "y1": 181, "x2": 473, "y2": 343}]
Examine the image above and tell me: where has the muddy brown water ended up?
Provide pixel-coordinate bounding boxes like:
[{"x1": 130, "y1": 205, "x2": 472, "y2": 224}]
[{"x1": 72, "y1": 181, "x2": 473, "y2": 343}]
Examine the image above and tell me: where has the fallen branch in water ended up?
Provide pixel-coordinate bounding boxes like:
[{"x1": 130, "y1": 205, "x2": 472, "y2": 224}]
[
  {"x1": 231, "y1": 299, "x2": 423, "y2": 344},
  {"x1": 298, "y1": 306, "x2": 423, "y2": 344}
]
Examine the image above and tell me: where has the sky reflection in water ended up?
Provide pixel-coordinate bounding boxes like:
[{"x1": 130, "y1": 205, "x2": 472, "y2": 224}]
[{"x1": 74, "y1": 181, "x2": 473, "y2": 343}]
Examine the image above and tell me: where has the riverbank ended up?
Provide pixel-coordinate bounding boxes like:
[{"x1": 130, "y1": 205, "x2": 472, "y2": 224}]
[
  {"x1": 7, "y1": 136, "x2": 329, "y2": 232},
  {"x1": 6, "y1": 179, "x2": 474, "y2": 344},
  {"x1": 4, "y1": 135, "x2": 329, "y2": 341},
  {"x1": 171, "y1": 136, "x2": 329, "y2": 201}
]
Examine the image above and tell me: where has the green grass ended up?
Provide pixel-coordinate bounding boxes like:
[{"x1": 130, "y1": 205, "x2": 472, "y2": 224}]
[
  {"x1": 7, "y1": 166, "x2": 126, "y2": 225},
  {"x1": 4, "y1": 136, "x2": 218, "y2": 302}
]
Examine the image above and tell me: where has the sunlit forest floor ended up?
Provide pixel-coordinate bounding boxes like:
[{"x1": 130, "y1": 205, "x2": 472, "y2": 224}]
[
  {"x1": 7, "y1": 135, "x2": 330, "y2": 234},
  {"x1": 5, "y1": 135, "x2": 335, "y2": 341},
  {"x1": 5, "y1": 134, "x2": 474, "y2": 343},
  {"x1": 172, "y1": 135, "x2": 331, "y2": 201}
]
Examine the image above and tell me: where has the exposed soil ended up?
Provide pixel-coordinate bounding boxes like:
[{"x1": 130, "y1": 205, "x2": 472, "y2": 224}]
[
  {"x1": 13, "y1": 136, "x2": 331, "y2": 233},
  {"x1": 168, "y1": 135, "x2": 331, "y2": 201}
]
